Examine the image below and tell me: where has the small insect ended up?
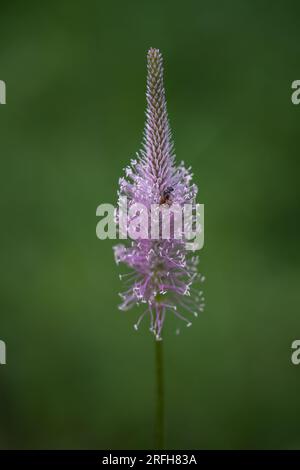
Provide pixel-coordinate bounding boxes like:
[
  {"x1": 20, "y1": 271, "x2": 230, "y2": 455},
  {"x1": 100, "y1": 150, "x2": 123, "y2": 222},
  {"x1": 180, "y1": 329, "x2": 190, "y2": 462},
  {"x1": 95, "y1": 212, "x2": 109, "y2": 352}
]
[{"x1": 159, "y1": 186, "x2": 174, "y2": 205}]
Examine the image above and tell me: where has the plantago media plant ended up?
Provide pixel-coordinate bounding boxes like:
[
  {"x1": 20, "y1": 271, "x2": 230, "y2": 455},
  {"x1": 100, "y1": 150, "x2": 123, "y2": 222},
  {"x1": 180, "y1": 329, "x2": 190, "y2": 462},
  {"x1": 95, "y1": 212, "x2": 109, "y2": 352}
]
[{"x1": 96, "y1": 48, "x2": 205, "y2": 449}]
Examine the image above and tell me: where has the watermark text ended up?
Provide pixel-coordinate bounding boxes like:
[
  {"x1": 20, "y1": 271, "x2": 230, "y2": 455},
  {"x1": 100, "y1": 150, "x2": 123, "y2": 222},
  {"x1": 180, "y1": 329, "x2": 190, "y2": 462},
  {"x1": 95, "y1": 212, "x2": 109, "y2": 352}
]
[
  {"x1": 0, "y1": 80, "x2": 6, "y2": 104},
  {"x1": 96, "y1": 198, "x2": 204, "y2": 251},
  {"x1": 0, "y1": 340, "x2": 6, "y2": 365}
]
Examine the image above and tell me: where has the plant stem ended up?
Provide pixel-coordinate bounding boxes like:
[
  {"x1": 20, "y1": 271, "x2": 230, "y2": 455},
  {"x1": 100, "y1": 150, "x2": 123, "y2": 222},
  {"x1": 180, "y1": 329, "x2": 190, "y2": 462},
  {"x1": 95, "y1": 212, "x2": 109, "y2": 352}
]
[{"x1": 155, "y1": 339, "x2": 164, "y2": 449}]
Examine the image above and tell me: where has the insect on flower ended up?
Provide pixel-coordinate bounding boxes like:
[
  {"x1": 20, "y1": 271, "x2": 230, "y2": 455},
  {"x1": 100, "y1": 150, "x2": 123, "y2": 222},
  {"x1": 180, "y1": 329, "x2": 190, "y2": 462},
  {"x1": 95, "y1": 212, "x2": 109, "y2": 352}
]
[
  {"x1": 159, "y1": 186, "x2": 174, "y2": 206},
  {"x1": 114, "y1": 48, "x2": 205, "y2": 340}
]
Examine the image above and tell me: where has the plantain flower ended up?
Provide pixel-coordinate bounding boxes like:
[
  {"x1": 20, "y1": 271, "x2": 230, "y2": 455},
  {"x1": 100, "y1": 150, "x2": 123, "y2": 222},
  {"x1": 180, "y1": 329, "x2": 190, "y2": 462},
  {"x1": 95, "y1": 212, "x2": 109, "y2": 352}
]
[{"x1": 114, "y1": 48, "x2": 205, "y2": 340}]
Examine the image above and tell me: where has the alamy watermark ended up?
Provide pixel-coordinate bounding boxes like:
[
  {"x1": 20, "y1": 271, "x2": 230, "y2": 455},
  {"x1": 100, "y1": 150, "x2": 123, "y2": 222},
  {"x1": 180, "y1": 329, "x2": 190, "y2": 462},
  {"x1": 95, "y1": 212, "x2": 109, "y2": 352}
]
[
  {"x1": 291, "y1": 80, "x2": 300, "y2": 105},
  {"x1": 0, "y1": 340, "x2": 6, "y2": 365},
  {"x1": 96, "y1": 197, "x2": 204, "y2": 251},
  {"x1": 291, "y1": 340, "x2": 300, "y2": 365},
  {"x1": 0, "y1": 80, "x2": 6, "y2": 104}
]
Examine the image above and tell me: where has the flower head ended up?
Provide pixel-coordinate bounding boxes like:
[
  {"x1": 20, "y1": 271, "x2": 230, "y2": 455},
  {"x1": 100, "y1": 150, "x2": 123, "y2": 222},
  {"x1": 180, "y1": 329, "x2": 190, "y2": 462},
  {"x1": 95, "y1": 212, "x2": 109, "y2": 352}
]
[{"x1": 114, "y1": 48, "x2": 205, "y2": 340}]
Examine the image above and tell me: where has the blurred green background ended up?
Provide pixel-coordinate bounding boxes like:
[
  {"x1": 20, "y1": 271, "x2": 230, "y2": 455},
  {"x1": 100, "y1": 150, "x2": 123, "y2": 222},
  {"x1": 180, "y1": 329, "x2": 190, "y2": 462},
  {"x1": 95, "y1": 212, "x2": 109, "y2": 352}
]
[{"x1": 0, "y1": 0, "x2": 300, "y2": 450}]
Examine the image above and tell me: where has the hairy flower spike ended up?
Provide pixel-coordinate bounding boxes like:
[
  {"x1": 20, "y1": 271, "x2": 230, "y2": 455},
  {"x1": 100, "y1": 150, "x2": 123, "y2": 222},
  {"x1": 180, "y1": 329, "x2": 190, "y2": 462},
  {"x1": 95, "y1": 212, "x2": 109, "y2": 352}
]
[
  {"x1": 114, "y1": 48, "x2": 205, "y2": 340},
  {"x1": 144, "y1": 48, "x2": 174, "y2": 184}
]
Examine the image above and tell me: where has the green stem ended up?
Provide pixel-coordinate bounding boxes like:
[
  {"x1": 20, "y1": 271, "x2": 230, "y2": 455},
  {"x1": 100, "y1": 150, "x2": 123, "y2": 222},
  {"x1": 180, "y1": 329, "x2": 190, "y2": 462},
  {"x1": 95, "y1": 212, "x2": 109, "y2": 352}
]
[{"x1": 155, "y1": 339, "x2": 164, "y2": 449}]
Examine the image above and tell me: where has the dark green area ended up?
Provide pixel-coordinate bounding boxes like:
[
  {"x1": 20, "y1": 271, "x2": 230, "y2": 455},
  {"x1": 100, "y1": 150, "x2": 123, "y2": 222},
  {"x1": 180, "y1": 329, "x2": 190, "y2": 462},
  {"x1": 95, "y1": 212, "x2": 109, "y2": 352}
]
[{"x1": 0, "y1": 0, "x2": 300, "y2": 449}]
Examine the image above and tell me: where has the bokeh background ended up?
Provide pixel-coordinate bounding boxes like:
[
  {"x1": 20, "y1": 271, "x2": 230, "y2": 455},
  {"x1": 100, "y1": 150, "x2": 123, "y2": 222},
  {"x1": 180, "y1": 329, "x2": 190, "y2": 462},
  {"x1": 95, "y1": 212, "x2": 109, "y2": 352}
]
[{"x1": 0, "y1": 0, "x2": 300, "y2": 450}]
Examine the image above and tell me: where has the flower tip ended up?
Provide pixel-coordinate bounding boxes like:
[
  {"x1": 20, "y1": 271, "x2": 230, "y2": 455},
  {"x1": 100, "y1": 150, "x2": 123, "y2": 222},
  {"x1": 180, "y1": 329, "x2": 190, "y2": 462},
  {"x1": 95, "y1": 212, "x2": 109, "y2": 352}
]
[
  {"x1": 147, "y1": 47, "x2": 162, "y2": 58},
  {"x1": 148, "y1": 47, "x2": 160, "y2": 53}
]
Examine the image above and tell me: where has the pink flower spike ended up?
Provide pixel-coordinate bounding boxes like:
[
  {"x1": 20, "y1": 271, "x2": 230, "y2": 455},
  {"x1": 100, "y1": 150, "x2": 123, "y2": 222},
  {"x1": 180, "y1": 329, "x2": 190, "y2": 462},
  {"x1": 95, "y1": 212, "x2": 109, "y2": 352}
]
[{"x1": 114, "y1": 48, "x2": 204, "y2": 340}]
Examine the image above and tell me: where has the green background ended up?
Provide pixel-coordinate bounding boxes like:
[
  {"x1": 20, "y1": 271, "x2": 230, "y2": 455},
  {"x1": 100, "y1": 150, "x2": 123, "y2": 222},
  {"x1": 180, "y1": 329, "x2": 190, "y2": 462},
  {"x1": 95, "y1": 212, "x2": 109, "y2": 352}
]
[{"x1": 1, "y1": 0, "x2": 300, "y2": 449}]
